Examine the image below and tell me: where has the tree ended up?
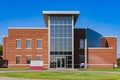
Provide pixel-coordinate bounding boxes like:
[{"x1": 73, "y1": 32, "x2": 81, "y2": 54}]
[
  {"x1": 0, "y1": 45, "x2": 3, "y2": 55},
  {"x1": 117, "y1": 58, "x2": 120, "y2": 67}
]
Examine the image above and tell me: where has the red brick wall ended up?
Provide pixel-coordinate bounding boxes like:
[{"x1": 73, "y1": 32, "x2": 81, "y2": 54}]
[
  {"x1": 88, "y1": 37, "x2": 117, "y2": 68},
  {"x1": 3, "y1": 28, "x2": 48, "y2": 68},
  {"x1": 88, "y1": 48, "x2": 114, "y2": 68},
  {"x1": 101, "y1": 37, "x2": 117, "y2": 64},
  {"x1": 74, "y1": 28, "x2": 85, "y2": 68}
]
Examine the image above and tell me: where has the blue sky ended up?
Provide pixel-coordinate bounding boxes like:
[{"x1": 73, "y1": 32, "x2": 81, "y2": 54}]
[{"x1": 0, "y1": 0, "x2": 120, "y2": 57}]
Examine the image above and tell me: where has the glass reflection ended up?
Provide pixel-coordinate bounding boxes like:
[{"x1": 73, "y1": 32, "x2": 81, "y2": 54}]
[{"x1": 50, "y1": 16, "x2": 73, "y2": 68}]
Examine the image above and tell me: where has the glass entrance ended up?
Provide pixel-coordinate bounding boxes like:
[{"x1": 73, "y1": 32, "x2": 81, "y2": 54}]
[
  {"x1": 49, "y1": 16, "x2": 73, "y2": 69},
  {"x1": 56, "y1": 57, "x2": 65, "y2": 68}
]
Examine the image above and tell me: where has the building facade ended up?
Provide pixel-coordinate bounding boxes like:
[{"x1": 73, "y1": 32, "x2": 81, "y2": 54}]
[{"x1": 3, "y1": 11, "x2": 117, "y2": 68}]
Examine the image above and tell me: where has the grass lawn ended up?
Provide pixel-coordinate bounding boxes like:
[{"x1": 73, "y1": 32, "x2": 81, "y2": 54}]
[
  {"x1": 78, "y1": 68, "x2": 120, "y2": 72},
  {"x1": 0, "y1": 68, "x2": 29, "y2": 71},
  {"x1": 0, "y1": 71, "x2": 120, "y2": 80}
]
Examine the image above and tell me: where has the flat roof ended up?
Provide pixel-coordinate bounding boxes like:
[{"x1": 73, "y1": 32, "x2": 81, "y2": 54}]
[
  {"x1": 8, "y1": 27, "x2": 48, "y2": 29},
  {"x1": 43, "y1": 11, "x2": 80, "y2": 27},
  {"x1": 43, "y1": 11, "x2": 80, "y2": 14},
  {"x1": 102, "y1": 36, "x2": 117, "y2": 38}
]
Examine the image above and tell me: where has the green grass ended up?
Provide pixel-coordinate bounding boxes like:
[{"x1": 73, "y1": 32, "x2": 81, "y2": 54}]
[
  {"x1": 0, "y1": 71, "x2": 120, "y2": 80},
  {"x1": 78, "y1": 68, "x2": 120, "y2": 72},
  {"x1": 0, "y1": 68, "x2": 120, "y2": 80},
  {"x1": 0, "y1": 68, "x2": 29, "y2": 71}
]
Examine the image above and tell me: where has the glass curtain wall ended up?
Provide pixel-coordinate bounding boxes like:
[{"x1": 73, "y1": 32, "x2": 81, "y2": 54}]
[{"x1": 50, "y1": 16, "x2": 73, "y2": 68}]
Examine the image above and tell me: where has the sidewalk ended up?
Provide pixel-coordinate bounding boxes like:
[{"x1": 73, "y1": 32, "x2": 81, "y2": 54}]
[{"x1": 0, "y1": 77, "x2": 33, "y2": 80}]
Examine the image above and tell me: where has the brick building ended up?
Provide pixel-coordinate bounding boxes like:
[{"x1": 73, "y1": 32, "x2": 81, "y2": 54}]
[{"x1": 3, "y1": 11, "x2": 117, "y2": 68}]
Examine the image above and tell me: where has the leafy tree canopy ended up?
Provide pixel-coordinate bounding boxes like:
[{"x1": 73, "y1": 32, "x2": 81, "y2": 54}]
[{"x1": 0, "y1": 44, "x2": 3, "y2": 55}]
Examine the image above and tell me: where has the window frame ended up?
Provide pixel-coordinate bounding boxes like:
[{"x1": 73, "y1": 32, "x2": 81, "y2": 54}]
[
  {"x1": 16, "y1": 55, "x2": 21, "y2": 64},
  {"x1": 79, "y1": 39, "x2": 85, "y2": 49},
  {"x1": 26, "y1": 39, "x2": 32, "y2": 49},
  {"x1": 79, "y1": 55, "x2": 85, "y2": 63},
  {"x1": 37, "y1": 39, "x2": 42, "y2": 49},
  {"x1": 16, "y1": 39, "x2": 21, "y2": 49},
  {"x1": 36, "y1": 55, "x2": 42, "y2": 60},
  {"x1": 26, "y1": 55, "x2": 32, "y2": 64}
]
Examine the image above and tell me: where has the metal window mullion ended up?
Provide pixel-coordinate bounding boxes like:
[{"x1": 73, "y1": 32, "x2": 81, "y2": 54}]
[
  {"x1": 72, "y1": 16, "x2": 74, "y2": 68},
  {"x1": 48, "y1": 16, "x2": 50, "y2": 69}
]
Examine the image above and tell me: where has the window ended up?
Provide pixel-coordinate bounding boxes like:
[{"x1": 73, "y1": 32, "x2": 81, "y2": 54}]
[
  {"x1": 80, "y1": 39, "x2": 84, "y2": 49},
  {"x1": 26, "y1": 56, "x2": 31, "y2": 64},
  {"x1": 80, "y1": 55, "x2": 84, "y2": 63},
  {"x1": 16, "y1": 56, "x2": 20, "y2": 64},
  {"x1": 16, "y1": 39, "x2": 21, "y2": 49},
  {"x1": 37, "y1": 40, "x2": 42, "y2": 48},
  {"x1": 26, "y1": 40, "x2": 31, "y2": 49},
  {"x1": 36, "y1": 55, "x2": 42, "y2": 60}
]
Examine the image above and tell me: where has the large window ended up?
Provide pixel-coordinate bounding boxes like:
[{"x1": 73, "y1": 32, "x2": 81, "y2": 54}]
[
  {"x1": 26, "y1": 56, "x2": 31, "y2": 64},
  {"x1": 50, "y1": 16, "x2": 73, "y2": 51},
  {"x1": 50, "y1": 16, "x2": 73, "y2": 68},
  {"x1": 37, "y1": 40, "x2": 42, "y2": 48},
  {"x1": 16, "y1": 56, "x2": 20, "y2": 64},
  {"x1": 80, "y1": 39, "x2": 84, "y2": 49},
  {"x1": 26, "y1": 39, "x2": 31, "y2": 49},
  {"x1": 16, "y1": 39, "x2": 21, "y2": 49}
]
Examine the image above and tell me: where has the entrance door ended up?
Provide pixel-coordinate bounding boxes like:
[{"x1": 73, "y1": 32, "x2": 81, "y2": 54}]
[{"x1": 56, "y1": 57, "x2": 65, "y2": 68}]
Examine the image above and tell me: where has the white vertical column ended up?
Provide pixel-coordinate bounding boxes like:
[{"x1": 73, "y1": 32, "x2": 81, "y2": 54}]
[
  {"x1": 85, "y1": 38, "x2": 87, "y2": 69},
  {"x1": 48, "y1": 16, "x2": 50, "y2": 69},
  {"x1": 72, "y1": 16, "x2": 74, "y2": 68}
]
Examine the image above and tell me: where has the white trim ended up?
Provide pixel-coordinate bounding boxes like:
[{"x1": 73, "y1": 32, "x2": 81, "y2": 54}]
[
  {"x1": 37, "y1": 39, "x2": 42, "y2": 40},
  {"x1": 102, "y1": 36, "x2": 117, "y2": 38},
  {"x1": 36, "y1": 55, "x2": 42, "y2": 56},
  {"x1": 26, "y1": 39, "x2": 32, "y2": 40},
  {"x1": 16, "y1": 48, "x2": 22, "y2": 49},
  {"x1": 43, "y1": 11, "x2": 80, "y2": 14},
  {"x1": 26, "y1": 55, "x2": 32, "y2": 57},
  {"x1": 16, "y1": 55, "x2": 21, "y2": 56},
  {"x1": 26, "y1": 48, "x2": 32, "y2": 49},
  {"x1": 48, "y1": 16, "x2": 50, "y2": 69},
  {"x1": 8, "y1": 27, "x2": 48, "y2": 29},
  {"x1": 36, "y1": 48, "x2": 42, "y2": 49},
  {"x1": 16, "y1": 39, "x2": 21, "y2": 40},
  {"x1": 88, "y1": 47, "x2": 113, "y2": 49},
  {"x1": 36, "y1": 55, "x2": 42, "y2": 60},
  {"x1": 84, "y1": 39, "x2": 87, "y2": 69},
  {"x1": 89, "y1": 64, "x2": 113, "y2": 65}
]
